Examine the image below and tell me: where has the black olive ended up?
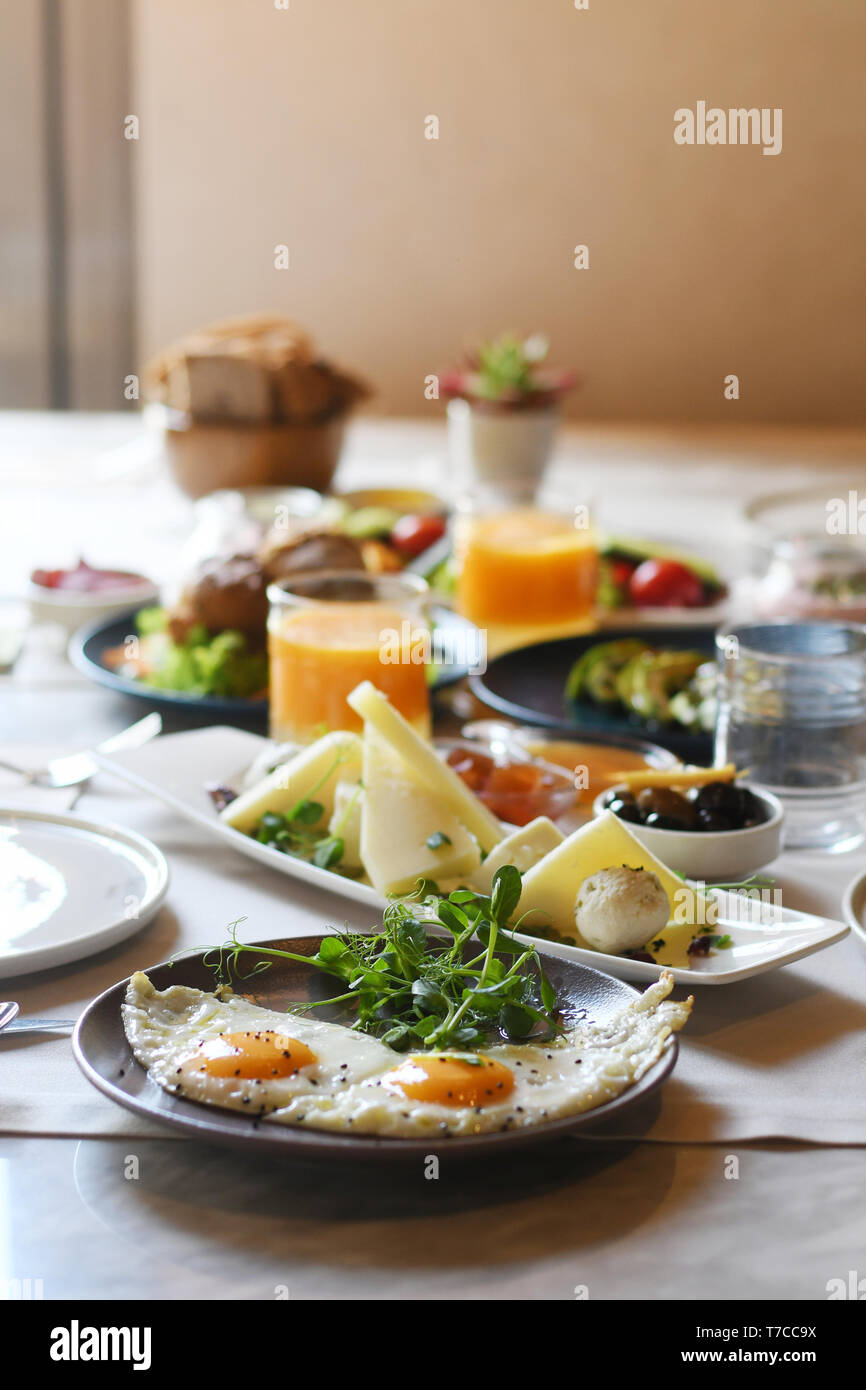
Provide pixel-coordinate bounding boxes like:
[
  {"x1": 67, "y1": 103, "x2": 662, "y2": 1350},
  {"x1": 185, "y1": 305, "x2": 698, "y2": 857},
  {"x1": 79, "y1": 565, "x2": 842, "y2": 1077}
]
[
  {"x1": 695, "y1": 782, "x2": 741, "y2": 816},
  {"x1": 611, "y1": 799, "x2": 642, "y2": 824},
  {"x1": 737, "y1": 788, "x2": 767, "y2": 825},
  {"x1": 603, "y1": 784, "x2": 635, "y2": 807},
  {"x1": 637, "y1": 787, "x2": 697, "y2": 828},
  {"x1": 696, "y1": 807, "x2": 736, "y2": 833},
  {"x1": 644, "y1": 812, "x2": 684, "y2": 831}
]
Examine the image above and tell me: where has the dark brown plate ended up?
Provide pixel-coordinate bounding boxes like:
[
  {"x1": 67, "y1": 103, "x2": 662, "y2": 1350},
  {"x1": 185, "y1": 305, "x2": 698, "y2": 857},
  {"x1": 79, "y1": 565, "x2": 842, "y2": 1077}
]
[
  {"x1": 73, "y1": 935, "x2": 679, "y2": 1162},
  {"x1": 470, "y1": 624, "x2": 715, "y2": 762}
]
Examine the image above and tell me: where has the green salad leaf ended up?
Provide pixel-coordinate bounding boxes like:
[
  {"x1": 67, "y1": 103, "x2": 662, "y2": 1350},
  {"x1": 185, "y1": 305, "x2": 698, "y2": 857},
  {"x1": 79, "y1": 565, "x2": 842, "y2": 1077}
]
[{"x1": 135, "y1": 608, "x2": 267, "y2": 699}]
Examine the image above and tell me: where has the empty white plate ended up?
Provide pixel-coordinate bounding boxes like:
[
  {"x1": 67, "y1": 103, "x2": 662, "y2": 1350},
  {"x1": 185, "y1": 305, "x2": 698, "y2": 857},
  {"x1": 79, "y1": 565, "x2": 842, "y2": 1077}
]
[
  {"x1": 94, "y1": 727, "x2": 850, "y2": 986},
  {"x1": 0, "y1": 809, "x2": 169, "y2": 979}
]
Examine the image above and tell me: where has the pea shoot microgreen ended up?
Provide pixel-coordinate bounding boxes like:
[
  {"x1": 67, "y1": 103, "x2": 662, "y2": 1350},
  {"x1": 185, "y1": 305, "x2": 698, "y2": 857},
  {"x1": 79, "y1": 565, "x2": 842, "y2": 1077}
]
[{"x1": 200, "y1": 866, "x2": 562, "y2": 1053}]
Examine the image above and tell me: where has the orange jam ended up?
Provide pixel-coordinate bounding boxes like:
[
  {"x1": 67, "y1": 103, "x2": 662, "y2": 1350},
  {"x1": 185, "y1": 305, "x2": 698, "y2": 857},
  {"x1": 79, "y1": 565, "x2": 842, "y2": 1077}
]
[
  {"x1": 517, "y1": 738, "x2": 660, "y2": 805},
  {"x1": 268, "y1": 601, "x2": 431, "y2": 743},
  {"x1": 456, "y1": 508, "x2": 598, "y2": 626},
  {"x1": 445, "y1": 745, "x2": 575, "y2": 824}
]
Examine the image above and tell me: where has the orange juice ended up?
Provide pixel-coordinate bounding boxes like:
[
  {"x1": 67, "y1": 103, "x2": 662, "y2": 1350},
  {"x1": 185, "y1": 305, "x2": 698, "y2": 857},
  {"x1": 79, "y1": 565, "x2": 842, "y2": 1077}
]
[
  {"x1": 457, "y1": 508, "x2": 598, "y2": 627},
  {"x1": 268, "y1": 601, "x2": 431, "y2": 743}
]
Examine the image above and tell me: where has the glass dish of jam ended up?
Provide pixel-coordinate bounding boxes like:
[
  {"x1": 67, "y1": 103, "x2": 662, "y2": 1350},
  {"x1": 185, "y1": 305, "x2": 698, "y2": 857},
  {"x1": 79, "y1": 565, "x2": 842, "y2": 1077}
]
[{"x1": 439, "y1": 739, "x2": 576, "y2": 826}]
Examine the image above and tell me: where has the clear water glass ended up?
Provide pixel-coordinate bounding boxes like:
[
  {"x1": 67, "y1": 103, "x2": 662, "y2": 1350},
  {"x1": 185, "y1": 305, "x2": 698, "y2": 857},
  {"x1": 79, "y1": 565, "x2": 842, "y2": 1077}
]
[{"x1": 715, "y1": 620, "x2": 866, "y2": 852}]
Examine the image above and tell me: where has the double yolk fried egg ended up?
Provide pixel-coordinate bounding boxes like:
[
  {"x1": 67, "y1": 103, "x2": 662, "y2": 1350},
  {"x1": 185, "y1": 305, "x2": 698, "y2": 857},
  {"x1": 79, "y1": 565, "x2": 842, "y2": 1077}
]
[{"x1": 122, "y1": 970, "x2": 691, "y2": 1138}]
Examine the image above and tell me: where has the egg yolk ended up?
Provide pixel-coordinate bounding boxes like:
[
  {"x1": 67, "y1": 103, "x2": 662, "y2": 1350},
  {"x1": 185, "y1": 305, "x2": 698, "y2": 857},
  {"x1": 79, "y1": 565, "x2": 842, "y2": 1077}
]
[
  {"x1": 382, "y1": 1053, "x2": 514, "y2": 1108},
  {"x1": 182, "y1": 1031, "x2": 316, "y2": 1080}
]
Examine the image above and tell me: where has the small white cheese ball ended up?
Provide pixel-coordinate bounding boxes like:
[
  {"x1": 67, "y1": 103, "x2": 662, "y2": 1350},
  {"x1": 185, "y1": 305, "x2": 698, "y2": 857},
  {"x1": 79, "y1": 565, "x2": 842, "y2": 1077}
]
[{"x1": 575, "y1": 865, "x2": 670, "y2": 955}]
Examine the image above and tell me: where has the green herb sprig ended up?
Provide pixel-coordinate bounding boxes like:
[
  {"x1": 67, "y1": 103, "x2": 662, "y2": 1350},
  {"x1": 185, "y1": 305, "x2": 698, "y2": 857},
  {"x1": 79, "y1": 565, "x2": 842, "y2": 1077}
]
[
  {"x1": 203, "y1": 866, "x2": 561, "y2": 1053},
  {"x1": 251, "y1": 755, "x2": 361, "y2": 876}
]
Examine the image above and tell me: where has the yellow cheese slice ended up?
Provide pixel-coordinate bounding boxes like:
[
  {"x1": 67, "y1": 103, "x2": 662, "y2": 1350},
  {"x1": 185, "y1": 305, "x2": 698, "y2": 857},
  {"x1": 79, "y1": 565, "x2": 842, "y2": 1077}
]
[
  {"x1": 360, "y1": 727, "x2": 481, "y2": 896},
  {"x1": 468, "y1": 817, "x2": 565, "y2": 894},
  {"x1": 220, "y1": 731, "x2": 362, "y2": 833},
  {"x1": 518, "y1": 810, "x2": 704, "y2": 935},
  {"x1": 610, "y1": 763, "x2": 738, "y2": 791},
  {"x1": 347, "y1": 681, "x2": 505, "y2": 852}
]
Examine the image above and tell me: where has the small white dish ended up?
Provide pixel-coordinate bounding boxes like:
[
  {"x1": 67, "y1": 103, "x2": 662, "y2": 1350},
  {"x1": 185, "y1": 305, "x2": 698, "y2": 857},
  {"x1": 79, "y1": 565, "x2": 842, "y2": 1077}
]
[
  {"x1": 592, "y1": 785, "x2": 784, "y2": 882},
  {"x1": 0, "y1": 809, "x2": 169, "y2": 979},
  {"x1": 94, "y1": 727, "x2": 849, "y2": 986},
  {"x1": 842, "y1": 868, "x2": 866, "y2": 953},
  {"x1": 29, "y1": 575, "x2": 158, "y2": 637}
]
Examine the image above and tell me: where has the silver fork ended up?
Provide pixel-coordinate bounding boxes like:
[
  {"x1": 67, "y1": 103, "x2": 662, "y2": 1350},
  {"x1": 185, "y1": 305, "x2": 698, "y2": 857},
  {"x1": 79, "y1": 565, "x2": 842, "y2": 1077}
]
[
  {"x1": 0, "y1": 712, "x2": 162, "y2": 789},
  {"x1": 0, "y1": 1003, "x2": 76, "y2": 1036}
]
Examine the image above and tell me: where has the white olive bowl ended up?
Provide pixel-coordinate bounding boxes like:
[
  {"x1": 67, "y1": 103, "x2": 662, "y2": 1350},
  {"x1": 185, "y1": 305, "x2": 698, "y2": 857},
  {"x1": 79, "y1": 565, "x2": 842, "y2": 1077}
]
[{"x1": 591, "y1": 785, "x2": 785, "y2": 883}]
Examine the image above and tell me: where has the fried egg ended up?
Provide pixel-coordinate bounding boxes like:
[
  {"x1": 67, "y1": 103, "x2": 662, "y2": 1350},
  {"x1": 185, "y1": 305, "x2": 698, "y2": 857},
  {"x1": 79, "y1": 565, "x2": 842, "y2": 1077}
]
[
  {"x1": 123, "y1": 970, "x2": 691, "y2": 1137},
  {"x1": 122, "y1": 972, "x2": 395, "y2": 1117},
  {"x1": 265, "y1": 971, "x2": 692, "y2": 1137}
]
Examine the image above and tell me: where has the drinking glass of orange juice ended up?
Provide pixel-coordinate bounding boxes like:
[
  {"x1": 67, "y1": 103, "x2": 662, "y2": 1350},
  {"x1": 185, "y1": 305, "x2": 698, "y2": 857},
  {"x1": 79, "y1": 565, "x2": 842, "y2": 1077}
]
[
  {"x1": 267, "y1": 570, "x2": 432, "y2": 743},
  {"x1": 455, "y1": 490, "x2": 598, "y2": 648}
]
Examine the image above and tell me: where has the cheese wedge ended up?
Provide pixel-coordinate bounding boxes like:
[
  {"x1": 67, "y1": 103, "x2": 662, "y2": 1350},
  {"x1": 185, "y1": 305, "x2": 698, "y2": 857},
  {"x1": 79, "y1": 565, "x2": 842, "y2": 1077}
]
[
  {"x1": 220, "y1": 731, "x2": 362, "y2": 833},
  {"x1": 468, "y1": 817, "x2": 565, "y2": 894},
  {"x1": 360, "y1": 726, "x2": 481, "y2": 896},
  {"x1": 347, "y1": 681, "x2": 505, "y2": 852},
  {"x1": 328, "y1": 780, "x2": 364, "y2": 871},
  {"x1": 518, "y1": 810, "x2": 704, "y2": 936}
]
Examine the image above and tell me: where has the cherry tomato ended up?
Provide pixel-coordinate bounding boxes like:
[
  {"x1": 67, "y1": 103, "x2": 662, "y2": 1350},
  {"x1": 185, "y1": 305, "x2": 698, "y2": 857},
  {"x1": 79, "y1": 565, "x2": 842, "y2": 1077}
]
[
  {"x1": 390, "y1": 514, "x2": 447, "y2": 558},
  {"x1": 628, "y1": 558, "x2": 705, "y2": 608},
  {"x1": 609, "y1": 559, "x2": 636, "y2": 591}
]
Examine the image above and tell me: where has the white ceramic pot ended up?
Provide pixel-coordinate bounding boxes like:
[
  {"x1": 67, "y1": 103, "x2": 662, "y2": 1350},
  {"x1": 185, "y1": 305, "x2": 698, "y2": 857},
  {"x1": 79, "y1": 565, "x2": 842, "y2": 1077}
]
[{"x1": 447, "y1": 398, "x2": 558, "y2": 497}]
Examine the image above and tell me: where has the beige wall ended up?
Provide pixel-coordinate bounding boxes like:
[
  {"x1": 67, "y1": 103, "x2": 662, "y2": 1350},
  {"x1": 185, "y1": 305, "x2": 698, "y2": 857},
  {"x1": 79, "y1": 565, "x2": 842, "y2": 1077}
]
[{"x1": 132, "y1": 0, "x2": 866, "y2": 424}]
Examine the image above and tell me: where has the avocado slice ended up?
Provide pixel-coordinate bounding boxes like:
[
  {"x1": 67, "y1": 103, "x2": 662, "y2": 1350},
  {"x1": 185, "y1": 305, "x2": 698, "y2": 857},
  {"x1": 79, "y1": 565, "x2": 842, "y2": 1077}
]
[
  {"x1": 622, "y1": 650, "x2": 706, "y2": 722},
  {"x1": 340, "y1": 505, "x2": 401, "y2": 539},
  {"x1": 565, "y1": 639, "x2": 651, "y2": 705}
]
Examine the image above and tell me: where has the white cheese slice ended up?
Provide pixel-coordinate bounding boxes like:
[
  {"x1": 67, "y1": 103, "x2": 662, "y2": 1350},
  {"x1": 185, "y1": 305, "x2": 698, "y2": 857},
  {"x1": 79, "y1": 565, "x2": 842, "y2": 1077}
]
[
  {"x1": 347, "y1": 681, "x2": 505, "y2": 852},
  {"x1": 468, "y1": 817, "x2": 565, "y2": 894},
  {"x1": 220, "y1": 731, "x2": 362, "y2": 833},
  {"x1": 360, "y1": 726, "x2": 481, "y2": 896},
  {"x1": 518, "y1": 810, "x2": 704, "y2": 936},
  {"x1": 328, "y1": 780, "x2": 364, "y2": 871}
]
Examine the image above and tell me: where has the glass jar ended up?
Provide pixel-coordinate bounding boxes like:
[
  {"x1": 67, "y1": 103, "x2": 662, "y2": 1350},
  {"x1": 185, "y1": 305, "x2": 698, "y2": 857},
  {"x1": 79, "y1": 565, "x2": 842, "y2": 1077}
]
[
  {"x1": 267, "y1": 569, "x2": 431, "y2": 743},
  {"x1": 454, "y1": 486, "x2": 598, "y2": 651},
  {"x1": 752, "y1": 537, "x2": 866, "y2": 623},
  {"x1": 715, "y1": 619, "x2": 866, "y2": 852}
]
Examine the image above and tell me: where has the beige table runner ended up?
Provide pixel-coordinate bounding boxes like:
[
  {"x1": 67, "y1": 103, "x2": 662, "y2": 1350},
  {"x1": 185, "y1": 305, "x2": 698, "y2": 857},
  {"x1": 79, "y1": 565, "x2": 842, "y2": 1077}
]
[{"x1": 2, "y1": 758, "x2": 865, "y2": 1145}]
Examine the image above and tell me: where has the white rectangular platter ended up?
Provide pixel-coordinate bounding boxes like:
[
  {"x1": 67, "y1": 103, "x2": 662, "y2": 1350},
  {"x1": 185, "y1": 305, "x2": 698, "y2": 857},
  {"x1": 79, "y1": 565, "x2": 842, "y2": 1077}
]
[{"x1": 95, "y1": 727, "x2": 849, "y2": 987}]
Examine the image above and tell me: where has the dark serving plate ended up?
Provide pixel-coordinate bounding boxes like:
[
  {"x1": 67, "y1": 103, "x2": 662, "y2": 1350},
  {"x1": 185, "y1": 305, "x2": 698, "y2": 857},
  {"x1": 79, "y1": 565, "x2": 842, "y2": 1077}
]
[
  {"x1": 73, "y1": 935, "x2": 679, "y2": 1163},
  {"x1": 69, "y1": 604, "x2": 478, "y2": 716},
  {"x1": 470, "y1": 624, "x2": 716, "y2": 763}
]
